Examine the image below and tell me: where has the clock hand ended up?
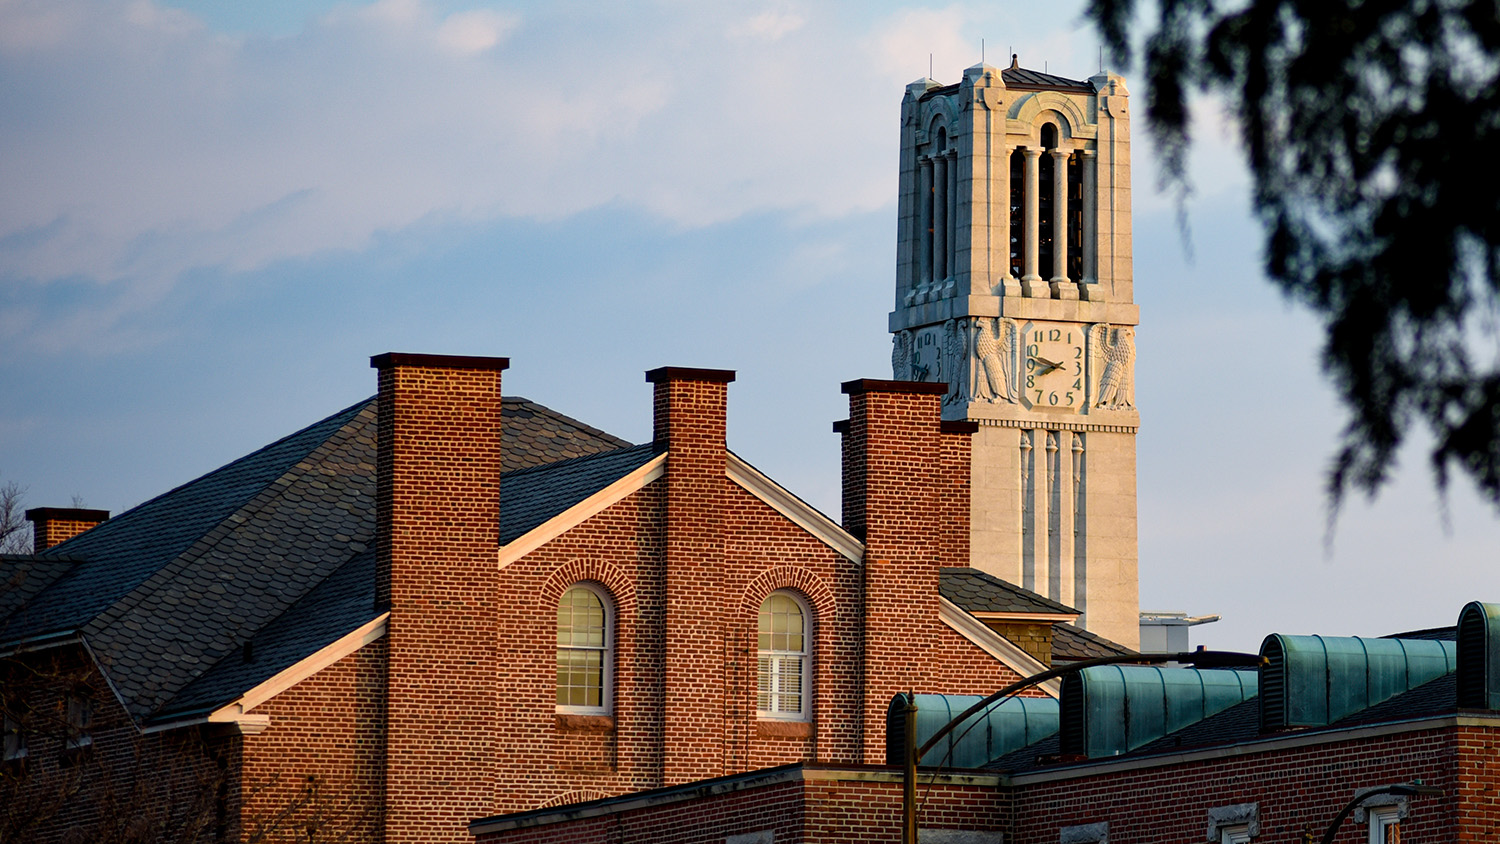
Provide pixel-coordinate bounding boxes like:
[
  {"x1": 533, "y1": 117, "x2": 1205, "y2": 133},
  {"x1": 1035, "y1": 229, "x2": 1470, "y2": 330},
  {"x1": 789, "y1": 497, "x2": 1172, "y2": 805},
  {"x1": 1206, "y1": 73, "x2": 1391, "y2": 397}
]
[{"x1": 1032, "y1": 355, "x2": 1063, "y2": 370}]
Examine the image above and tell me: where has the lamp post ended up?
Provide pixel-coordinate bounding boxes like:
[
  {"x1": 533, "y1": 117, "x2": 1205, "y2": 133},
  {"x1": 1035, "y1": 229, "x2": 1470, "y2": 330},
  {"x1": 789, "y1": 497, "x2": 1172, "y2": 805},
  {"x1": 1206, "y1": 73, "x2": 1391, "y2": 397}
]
[
  {"x1": 901, "y1": 647, "x2": 1268, "y2": 844},
  {"x1": 1317, "y1": 783, "x2": 1442, "y2": 844}
]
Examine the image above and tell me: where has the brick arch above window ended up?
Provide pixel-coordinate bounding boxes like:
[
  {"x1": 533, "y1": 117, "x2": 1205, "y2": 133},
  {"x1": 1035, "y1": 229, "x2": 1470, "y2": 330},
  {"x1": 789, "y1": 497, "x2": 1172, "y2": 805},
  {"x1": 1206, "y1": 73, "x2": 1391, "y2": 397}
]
[
  {"x1": 540, "y1": 558, "x2": 636, "y2": 618},
  {"x1": 738, "y1": 566, "x2": 836, "y2": 624},
  {"x1": 535, "y1": 789, "x2": 613, "y2": 810}
]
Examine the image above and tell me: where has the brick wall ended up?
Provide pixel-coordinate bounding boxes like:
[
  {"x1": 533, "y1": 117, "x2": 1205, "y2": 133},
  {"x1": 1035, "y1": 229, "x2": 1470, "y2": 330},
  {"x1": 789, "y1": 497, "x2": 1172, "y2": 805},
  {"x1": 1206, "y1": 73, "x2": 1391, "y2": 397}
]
[
  {"x1": 240, "y1": 639, "x2": 387, "y2": 843},
  {"x1": 984, "y1": 621, "x2": 1054, "y2": 666},
  {"x1": 842, "y1": 379, "x2": 995, "y2": 762},
  {"x1": 1008, "y1": 724, "x2": 1468, "y2": 843},
  {"x1": 473, "y1": 766, "x2": 1007, "y2": 844},
  {"x1": 475, "y1": 721, "x2": 1500, "y2": 844},
  {"x1": 0, "y1": 645, "x2": 232, "y2": 843},
  {"x1": 372, "y1": 352, "x2": 507, "y2": 843}
]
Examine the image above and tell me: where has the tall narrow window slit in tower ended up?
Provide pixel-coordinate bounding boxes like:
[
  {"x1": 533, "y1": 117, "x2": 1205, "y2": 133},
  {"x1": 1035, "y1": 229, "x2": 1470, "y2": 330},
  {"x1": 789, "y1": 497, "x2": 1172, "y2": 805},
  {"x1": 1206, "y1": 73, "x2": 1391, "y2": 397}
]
[
  {"x1": 932, "y1": 128, "x2": 949, "y2": 282},
  {"x1": 1009, "y1": 149, "x2": 1025, "y2": 280},
  {"x1": 918, "y1": 154, "x2": 933, "y2": 284},
  {"x1": 1068, "y1": 151, "x2": 1084, "y2": 282},
  {"x1": 945, "y1": 148, "x2": 957, "y2": 283},
  {"x1": 1037, "y1": 124, "x2": 1057, "y2": 283}
]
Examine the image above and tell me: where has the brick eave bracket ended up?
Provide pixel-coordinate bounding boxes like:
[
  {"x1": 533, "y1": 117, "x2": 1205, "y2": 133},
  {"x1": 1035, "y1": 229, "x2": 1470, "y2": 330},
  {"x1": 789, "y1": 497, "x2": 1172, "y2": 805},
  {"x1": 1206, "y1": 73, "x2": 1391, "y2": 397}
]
[{"x1": 369, "y1": 352, "x2": 511, "y2": 371}]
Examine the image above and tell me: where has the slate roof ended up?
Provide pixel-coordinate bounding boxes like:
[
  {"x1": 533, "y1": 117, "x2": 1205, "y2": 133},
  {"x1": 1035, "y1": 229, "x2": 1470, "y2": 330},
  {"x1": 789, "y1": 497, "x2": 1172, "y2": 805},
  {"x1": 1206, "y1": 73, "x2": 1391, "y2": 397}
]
[
  {"x1": 1385, "y1": 626, "x2": 1456, "y2": 641},
  {"x1": 500, "y1": 443, "x2": 658, "y2": 545},
  {"x1": 1052, "y1": 623, "x2": 1135, "y2": 663},
  {"x1": 501, "y1": 397, "x2": 632, "y2": 471},
  {"x1": 161, "y1": 548, "x2": 378, "y2": 719},
  {"x1": 919, "y1": 64, "x2": 1094, "y2": 104},
  {"x1": 0, "y1": 394, "x2": 632, "y2": 724},
  {"x1": 2, "y1": 399, "x2": 370, "y2": 644},
  {"x1": 1000, "y1": 65, "x2": 1093, "y2": 92},
  {"x1": 939, "y1": 567, "x2": 1078, "y2": 616},
  {"x1": 0, "y1": 554, "x2": 79, "y2": 624}
]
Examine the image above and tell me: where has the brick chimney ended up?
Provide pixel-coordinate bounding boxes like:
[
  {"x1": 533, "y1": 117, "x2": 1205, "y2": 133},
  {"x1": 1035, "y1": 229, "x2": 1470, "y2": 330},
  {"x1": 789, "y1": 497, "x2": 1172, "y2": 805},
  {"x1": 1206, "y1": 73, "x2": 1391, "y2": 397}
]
[
  {"x1": 938, "y1": 419, "x2": 977, "y2": 567},
  {"x1": 370, "y1": 352, "x2": 507, "y2": 844},
  {"x1": 645, "y1": 366, "x2": 735, "y2": 785},
  {"x1": 26, "y1": 507, "x2": 109, "y2": 551},
  {"x1": 839, "y1": 378, "x2": 969, "y2": 762}
]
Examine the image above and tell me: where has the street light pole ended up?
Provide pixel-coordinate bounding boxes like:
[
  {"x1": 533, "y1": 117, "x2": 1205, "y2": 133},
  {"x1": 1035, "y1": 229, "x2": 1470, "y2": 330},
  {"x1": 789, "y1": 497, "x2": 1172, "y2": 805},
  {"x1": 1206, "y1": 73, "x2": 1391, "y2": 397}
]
[
  {"x1": 1318, "y1": 783, "x2": 1442, "y2": 844},
  {"x1": 900, "y1": 647, "x2": 1267, "y2": 844}
]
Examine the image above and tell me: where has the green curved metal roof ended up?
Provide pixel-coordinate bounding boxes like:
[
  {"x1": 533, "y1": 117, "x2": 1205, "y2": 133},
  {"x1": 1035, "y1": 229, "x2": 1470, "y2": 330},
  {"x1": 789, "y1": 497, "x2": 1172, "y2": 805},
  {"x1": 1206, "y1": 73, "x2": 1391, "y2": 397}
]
[
  {"x1": 887, "y1": 693, "x2": 1060, "y2": 769},
  {"x1": 1060, "y1": 666, "x2": 1259, "y2": 758},
  {"x1": 1260, "y1": 634, "x2": 1456, "y2": 729},
  {"x1": 1456, "y1": 602, "x2": 1500, "y2": 709}
]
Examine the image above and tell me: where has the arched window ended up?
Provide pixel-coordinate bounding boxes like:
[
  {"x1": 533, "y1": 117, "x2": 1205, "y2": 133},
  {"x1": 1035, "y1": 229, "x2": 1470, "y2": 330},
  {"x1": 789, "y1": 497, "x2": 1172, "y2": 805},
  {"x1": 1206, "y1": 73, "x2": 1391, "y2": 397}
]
[
  {"x1": 557, "y1": 584, "x2": 611, "y2": 713},
  {"x1": 757, "y1": 591, "x2": 810, "y2": 720}
]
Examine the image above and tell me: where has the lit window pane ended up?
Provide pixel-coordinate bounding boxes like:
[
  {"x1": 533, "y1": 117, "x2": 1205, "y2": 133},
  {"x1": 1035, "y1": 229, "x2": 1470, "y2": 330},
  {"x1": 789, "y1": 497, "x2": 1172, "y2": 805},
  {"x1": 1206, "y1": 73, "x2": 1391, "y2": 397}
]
[
  {"x1": 557, "y1": 587, "x2": 609, "y2": 710},
  {"x1": 757, "y1": 594, "x2": 809, "y2": 718}
]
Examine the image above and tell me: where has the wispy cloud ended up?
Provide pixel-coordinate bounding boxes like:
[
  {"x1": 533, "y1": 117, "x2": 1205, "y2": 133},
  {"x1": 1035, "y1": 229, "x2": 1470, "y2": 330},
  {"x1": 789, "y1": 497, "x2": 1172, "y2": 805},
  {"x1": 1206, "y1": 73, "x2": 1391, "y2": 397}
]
[{"x1": 0, "y1": 0, "x2": 1125, "y2": 352}]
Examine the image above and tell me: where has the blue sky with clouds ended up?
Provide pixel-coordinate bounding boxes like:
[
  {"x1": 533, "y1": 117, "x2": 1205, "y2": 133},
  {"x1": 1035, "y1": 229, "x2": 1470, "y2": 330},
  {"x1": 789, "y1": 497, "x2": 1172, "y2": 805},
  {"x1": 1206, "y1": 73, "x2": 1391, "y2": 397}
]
[{"x1": 3, "y1": 0, "x2": 1497, "y2": 651}]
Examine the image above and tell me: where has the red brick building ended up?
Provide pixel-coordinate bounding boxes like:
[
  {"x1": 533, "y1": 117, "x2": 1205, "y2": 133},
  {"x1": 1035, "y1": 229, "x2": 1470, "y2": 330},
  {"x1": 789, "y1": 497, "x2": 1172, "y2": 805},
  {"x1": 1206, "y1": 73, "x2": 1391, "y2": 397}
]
[
  {"x1": 469, "y1": 609, "x2": 1500, "y2": 844},
  {"x1": 2, "y1": 353, "x2": 1108, "y2": 842}
]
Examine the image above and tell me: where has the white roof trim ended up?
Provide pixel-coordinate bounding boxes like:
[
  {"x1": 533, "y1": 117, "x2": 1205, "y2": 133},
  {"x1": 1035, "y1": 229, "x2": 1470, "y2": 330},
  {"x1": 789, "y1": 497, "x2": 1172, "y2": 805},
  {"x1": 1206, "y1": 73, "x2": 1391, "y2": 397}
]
[
  {"x1": 970, "y1": 610, "x2": 1080, "y2": 624},
  {"x1": 225, "y1": 611, "x2": 388, "y2": 716},
  {"x1": 938, "y1": 596, "x2": 1059, "y2": 698},
  {"x1": 497, "y1": 453, "x2": 667, "y2": 569},
  {"x1": 726, "y1": 453, "x2": 863, "y2": 564}
]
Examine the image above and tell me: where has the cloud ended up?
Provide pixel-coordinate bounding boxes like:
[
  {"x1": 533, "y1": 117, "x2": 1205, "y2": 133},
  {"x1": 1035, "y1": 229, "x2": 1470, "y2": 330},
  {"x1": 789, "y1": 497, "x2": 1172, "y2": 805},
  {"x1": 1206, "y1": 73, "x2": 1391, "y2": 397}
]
[
  {"x1": 0, "y1": 0, "x2": 1108, "y2": 352},
  {"x1": 730, "y1": 8, "x2": 806, "y2": 41},
  {"x1": 436, "y1": 8, "x2": 518, "y2": 55}
]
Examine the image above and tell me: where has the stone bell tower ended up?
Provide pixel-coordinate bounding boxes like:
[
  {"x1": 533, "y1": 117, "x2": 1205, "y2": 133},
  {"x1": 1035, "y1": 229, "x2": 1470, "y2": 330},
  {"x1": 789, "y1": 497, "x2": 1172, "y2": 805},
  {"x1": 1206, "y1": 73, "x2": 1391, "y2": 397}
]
[{"x1": 889, "y1": 57, "x2": 1140, "y2": 648}]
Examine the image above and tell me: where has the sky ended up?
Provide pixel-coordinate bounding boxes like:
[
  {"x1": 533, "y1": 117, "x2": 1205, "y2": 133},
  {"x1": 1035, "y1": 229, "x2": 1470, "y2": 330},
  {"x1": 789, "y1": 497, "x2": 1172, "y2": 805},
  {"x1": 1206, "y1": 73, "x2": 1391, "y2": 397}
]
[{"x1": 3, "y1": 0, "x2": 1498, "y2": 653}]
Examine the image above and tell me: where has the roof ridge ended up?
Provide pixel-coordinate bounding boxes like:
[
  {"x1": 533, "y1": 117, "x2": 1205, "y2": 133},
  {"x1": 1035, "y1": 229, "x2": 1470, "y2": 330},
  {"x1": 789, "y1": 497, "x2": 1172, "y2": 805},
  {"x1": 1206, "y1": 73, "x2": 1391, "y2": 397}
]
[
  {"x1": 81, "y1": 401, "x2": 379, "y2": 719},
  {"x1": 939, "y1": 566, "x2": 1079, "y2": 615},
  {"x1": 503, "y1": 395, "x2": 632, "y2": 448},
  {"x1": 502, "y1": 441, "x2": 652, "y2": 479},
  {"x1": 42, "y1": 397, "x2": 376, "y2": 558}
]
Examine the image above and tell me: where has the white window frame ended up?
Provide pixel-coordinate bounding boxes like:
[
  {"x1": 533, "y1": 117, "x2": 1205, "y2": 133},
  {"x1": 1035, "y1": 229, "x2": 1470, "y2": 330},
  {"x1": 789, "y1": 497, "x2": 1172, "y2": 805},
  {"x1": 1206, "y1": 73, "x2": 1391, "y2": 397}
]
[
  {"x1": 1220, "y1": 826, "x2": 1252, "y2": 844},
  {"x1": 1368, "y1": 806, "x2": 1400, "y2": 844},
  {"x1": 757, "y1": 590, "x2": 811, "y2": 721},
  {"x1": 555, "y1": 583, "x2": 613, "y2": 716}
]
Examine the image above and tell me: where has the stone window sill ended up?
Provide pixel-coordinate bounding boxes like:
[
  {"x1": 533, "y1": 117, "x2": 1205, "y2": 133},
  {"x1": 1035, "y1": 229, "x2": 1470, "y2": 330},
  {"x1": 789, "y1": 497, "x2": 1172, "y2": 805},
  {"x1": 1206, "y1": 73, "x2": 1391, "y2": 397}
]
[
  {"x1": 555, "y1": 714, "x2": 615, "y2": 733},
  {"x1": 757, "y1": 719, "x2": 813, "y2": 738}
]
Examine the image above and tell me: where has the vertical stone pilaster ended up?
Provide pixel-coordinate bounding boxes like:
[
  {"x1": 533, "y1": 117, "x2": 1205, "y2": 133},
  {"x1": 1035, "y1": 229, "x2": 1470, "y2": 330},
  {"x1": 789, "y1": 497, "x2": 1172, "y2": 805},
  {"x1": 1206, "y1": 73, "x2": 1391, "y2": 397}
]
[{"x1": 1021, "y1": 147, "x2": 1045, "y2": 296}]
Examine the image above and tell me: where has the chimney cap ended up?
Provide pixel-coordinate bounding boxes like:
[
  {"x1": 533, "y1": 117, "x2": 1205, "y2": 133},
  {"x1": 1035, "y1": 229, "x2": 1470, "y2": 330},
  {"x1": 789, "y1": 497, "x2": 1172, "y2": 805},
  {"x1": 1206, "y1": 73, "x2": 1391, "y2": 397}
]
[
  {"x1": 645, "y1": 366, "x2": 736, "y2": 384},
  {"x1": 26, "y1": 507, "x2": 110, "y2": 523},
  {"x1": 370, "y1": 353, "x2": 510, "y2": 371},
  {"x1": 841, "y1": 379, "x2": 947, "y2": 396}
]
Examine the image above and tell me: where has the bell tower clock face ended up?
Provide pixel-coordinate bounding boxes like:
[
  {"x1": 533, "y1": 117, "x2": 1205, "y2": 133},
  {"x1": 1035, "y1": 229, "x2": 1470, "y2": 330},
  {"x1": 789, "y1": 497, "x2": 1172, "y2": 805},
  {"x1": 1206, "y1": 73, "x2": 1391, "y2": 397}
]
[{"x1": 1021, "y1": 321, "x2": 1086, "y2": 410}]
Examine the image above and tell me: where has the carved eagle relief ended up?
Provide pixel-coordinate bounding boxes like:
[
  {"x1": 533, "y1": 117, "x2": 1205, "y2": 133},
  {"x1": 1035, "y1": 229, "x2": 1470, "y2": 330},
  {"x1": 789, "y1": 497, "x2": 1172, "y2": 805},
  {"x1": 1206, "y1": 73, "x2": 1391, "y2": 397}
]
[
  {"x1": 891, "y1": 331, "x2": 912, "y2": 381},
  {"x1": 1091, "y1": 324, "x2": 1135, "y2": 410},
  {"x1": 974, "y1": 318, "x2": 1018, "y2": 403}
]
